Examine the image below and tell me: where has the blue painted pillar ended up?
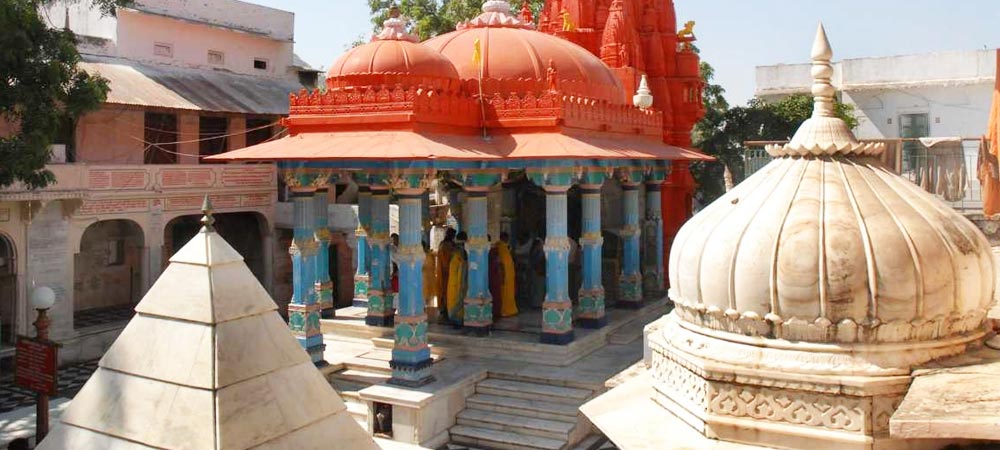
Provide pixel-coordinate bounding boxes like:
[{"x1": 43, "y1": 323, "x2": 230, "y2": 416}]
[
  {"x1": 462, "y1": 189, "x2": 492, "y2": 335},
  {"x1": 365, "y1": 185, "x2": 393, "y2": 327},
  {"x1": 287, "y1": 185, "x2": 326, "y2": 365},
  {"x1": 542, "y1": 185, "x2": 574, "y2": 344},
  {"x1": 390, "y1": 187, "x2": 435, "y2": 387},
  {"x1": 353, "y1": 184, "x2": 371, "y2": 307},
  {"x1": 315, "y1": 187, "x2": 335, "y2": 319},
  {"x1": 577, "y1": 181, "x2": 606, "y2": 329},
  {"x1": 619, "y1": 182, "x2": 644, "y2": 307},
  {"x1": 643, "y1": 180, "x2": 665, "y2": 298}
]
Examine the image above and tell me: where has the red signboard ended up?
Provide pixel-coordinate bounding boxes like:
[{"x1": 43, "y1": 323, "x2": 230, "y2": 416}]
[{"x1": 15, "y1": 336, "x2": 59, "y2": 396}]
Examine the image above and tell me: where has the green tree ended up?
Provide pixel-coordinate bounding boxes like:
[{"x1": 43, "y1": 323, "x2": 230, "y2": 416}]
[
  {"x1": 1, "y1": 0, "x2": 132, "y2": 189},
  {"x1": 690, "y1": 63, "x2": 857, "y2": 206},
  {"x1": 367, "y1": 0, "x2": 545, "y2": 40}
]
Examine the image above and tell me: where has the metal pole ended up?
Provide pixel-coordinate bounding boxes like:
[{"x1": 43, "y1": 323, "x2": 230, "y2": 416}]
[{"x1": 34, "y1": 307, "x2": 50, "y2": 443}]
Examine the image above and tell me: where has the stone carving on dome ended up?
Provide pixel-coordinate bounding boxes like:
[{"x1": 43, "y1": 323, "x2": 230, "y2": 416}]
[
  {"x1": 372, "y1": 7, "x2": 419, "y2": 43},
  {"x1": 457, "y1": 1, "x2": 535, "y2": 30}
]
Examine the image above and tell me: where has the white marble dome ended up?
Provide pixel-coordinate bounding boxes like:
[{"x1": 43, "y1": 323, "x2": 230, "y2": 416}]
[{"x1": 667, "y1": 26, "x2": 995, "y2": 344}]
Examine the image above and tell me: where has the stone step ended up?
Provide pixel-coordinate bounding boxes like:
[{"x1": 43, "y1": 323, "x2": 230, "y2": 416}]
[
  {"x1": 343, "y1": 357, "x2": 393, "y2": 374},
  {"x1": 331, "y1": 368, "x2": 391, "y2": 385},
  {"x1": 606, "y1": 325, "x2": 642, "y2": 345},
  {"x1": 569, "y1": 434, "x2": 606, "y2": 450},
  {"x1": 330, "y1": 379, "x2": 368, "y2": 400},
  {"x1": 457, "y1": 408, "x2": 574, "y2": 441},
  {"x1": 466, "y1": 394, "x2": 579, "y2": 422},
  {"x1": 485, "y1": 372, "x2": 601, "y2": 392},
  {"x1": 450, "y1": 425, "x2": 564, "y2": 450},
  {"x1": 476, "y1": 379, "x2": 592, "y2": 405}
]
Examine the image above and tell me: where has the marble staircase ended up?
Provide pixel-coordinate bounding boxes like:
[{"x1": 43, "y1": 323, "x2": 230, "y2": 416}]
[
  {"x1": 329, "y1": 357, "x2": 394, "y2": 431},
  {"x1": 449, "y1": 375, "x2": 596, "y2": 450}
]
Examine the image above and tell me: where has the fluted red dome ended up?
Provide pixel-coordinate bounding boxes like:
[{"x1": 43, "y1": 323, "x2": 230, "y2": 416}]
[
  {"x1": 326, "y1": 15, "x2": 461, "y2": 92},
  {"x1": 423, "y1": 1, "x2": 626, "y2": 104}
]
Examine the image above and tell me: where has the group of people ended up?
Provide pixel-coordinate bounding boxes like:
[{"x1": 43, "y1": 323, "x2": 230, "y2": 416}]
[
  {"x1": 430, "y1": 228, "x2": 519, "y2": 328},
  {"x1": 386, "y1": 227, "x2": 580, "y2": 328}
]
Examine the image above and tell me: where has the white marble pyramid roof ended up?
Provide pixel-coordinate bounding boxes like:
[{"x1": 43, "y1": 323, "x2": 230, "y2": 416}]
[{"x1": 38, "y1": 215, "x2": 380, "y2": 450}]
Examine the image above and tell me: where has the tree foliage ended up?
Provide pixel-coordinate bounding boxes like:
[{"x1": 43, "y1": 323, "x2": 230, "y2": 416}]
[
  {"x1": 366, "y1": 0, "x2": 545, "y2": 41},
  {"x1": 690, "y1": 62, "x2": 857, "y2": 207},
  {"x1": 0, "y1": 0, "x2": 132, "y2": 189}
]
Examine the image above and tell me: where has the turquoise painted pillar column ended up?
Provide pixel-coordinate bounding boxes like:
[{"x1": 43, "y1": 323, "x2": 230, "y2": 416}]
[
  {"x1": 619, "y1": 180, "x2": 644, "y2": 308},
  {"x1": 577, "y1": 171, "x2": 607, "y2": 329},
  {"x1": 366, "y1": 183, "x2": 393, "y2": 327},
  {"x1": 315, "y1": 186, "x2": 335, "y2": 319},
  {"x1": 462, "y1": 189, "x2": 492, "y2": 335},
  {"x1": 353, "y1": 183, "x2": 371, "y2": 306},
  {"x1": 285, "y1": 174, "x2": 326, "y2": 365},
  {"x1": 643, "y1": 177, "x2": 666, "y2": 298},
  {"x1": 529, "y1": 168, "x2": 576, "y2": 344},
  {"x1": 390, "y1": 185, "x2": 435, "y2": 387},
  {"x1": 541, "y1": 185, "x2": 573, "y2": 344}
]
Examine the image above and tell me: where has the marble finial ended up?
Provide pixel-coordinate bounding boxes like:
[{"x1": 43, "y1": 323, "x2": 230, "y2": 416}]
[
  {"x1": 765, "y1": 23, "x2": 884, "y2": 157},
  {"x1": 633, "y1": 74, "x2": 653, "y2": 110},
  {"x1": 200, "y1": 195, "x2": 215, "y2": 231}
]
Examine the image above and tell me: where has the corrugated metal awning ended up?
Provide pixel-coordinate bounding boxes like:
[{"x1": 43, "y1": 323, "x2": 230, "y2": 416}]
[{"x1": 79, "y1": 55, "x2": 303, "y2": 115}]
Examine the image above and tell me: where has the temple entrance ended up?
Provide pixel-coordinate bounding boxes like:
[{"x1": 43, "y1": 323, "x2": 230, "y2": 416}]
[
  {"x1": 0, "y1": 234, "x2": 16, "y2": 351},
  {"x1": 74, "y1": 219, "x2": 144, "y2": 328},
  {"x1": 164, "y1": 212, "x2": 267, "y2": 284}
]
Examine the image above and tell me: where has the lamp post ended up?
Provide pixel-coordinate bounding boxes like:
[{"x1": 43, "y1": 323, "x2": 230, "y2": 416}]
[{"x1": 30, "y1": 286, "x2": 56, "y2": 443}]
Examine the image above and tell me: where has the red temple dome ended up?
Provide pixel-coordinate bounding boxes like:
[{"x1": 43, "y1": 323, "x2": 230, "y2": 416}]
[
  {"x1": 326, "y1": 12, "x2": 461, "y2": 92},
  {"x1": 423, "y1": 1, "x2": 626, "y2": 104}
]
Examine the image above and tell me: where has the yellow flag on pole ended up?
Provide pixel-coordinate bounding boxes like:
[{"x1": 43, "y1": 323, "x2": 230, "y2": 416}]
[{"x1": 472, "y1": 38, "x2": 482, "y2": 67}]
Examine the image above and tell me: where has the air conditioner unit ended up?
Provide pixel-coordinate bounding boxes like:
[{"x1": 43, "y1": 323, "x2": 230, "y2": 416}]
[{"x1": 49, "y1": 144, "x2": 66, "y2": 164}]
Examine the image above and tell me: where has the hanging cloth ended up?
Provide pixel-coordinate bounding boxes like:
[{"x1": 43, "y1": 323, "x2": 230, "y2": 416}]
[
  {"x1": 919, "y1": 137, "x2": 967, "y2": 202},
  {"x1": 983, "y1": 51, "x2": 1000, "y2": 217}
]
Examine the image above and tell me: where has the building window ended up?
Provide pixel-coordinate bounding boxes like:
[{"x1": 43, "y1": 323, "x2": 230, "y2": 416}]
[
  {"x1": 153, "y1": 42, "x2": 173, "y2": 57},
  {"x1": 246, "y1": 117, "x2": 274, "y2": 147},
  {"x1": 199, "y1": 116, "x2": 229, "y2": 162},
  {"x1": 208, "y1": 50, "x2": 225, "y2": 65},
  {"x1": 144, "y1": 112, "x2": 178, "y2": 164},
  {"x1": 253, "y1": 58, "x2": 268, "y2": 70},
  {"x1": 107, "y1": 239, "x2": 125, "y2": 266},
  {"x1": 900, "y1": 113, "x2": 930, "y2": 174}
]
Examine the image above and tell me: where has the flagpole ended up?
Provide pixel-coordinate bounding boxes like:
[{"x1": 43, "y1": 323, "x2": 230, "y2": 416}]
[{"x1": 475, "y1": 39, "x2": 488, "y2": 140}]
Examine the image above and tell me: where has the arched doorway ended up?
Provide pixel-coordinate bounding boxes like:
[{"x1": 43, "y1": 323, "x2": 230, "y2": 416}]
[
  {"x1": 74, "y1": 220, "x2": 144, "y2": 328},
  {"x1": 164, "y1": 212, "x2": 267, "y2": 284},
  {"x1": 0, "y1": 234, "x2": 16, "y2": 351}
]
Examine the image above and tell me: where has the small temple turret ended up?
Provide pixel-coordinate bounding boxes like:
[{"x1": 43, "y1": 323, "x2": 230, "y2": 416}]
[{"x1": 36, "y1": 198, "x2": 378, "y2": 450}]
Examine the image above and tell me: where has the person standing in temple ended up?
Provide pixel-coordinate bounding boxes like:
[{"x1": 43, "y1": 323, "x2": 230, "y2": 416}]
[
  {"x1": 390, "y1": 233, "x2": 399, "y2": 312},
  {"x1": 495, "y1": 232, "x2": 517, "y2": 318},
  {"x1": 488, "y1": 235, "x2": 502, "y2": 320},
  {"x1": 446, "y1": 231, "x2": 468, "y2": 328},
  {"x1": 529, "y1": 237, "x2": 546, "y2": 308},
  {"x1": 421, "y1": 240, "x2": 437, "y2": 314},
  {"x1": 437, "y1": 228, "x2": 457, "y2": 322}
]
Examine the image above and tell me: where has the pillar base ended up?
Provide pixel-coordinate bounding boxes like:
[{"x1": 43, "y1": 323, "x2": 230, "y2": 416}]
[
  {"x1": 541, "y1": 331, "x2": 575, "y2": 345},
  {"x1": 389, "y1": 358, "x2": 435, "y2": 387},
  {"x1": 619, "y1": 273, "x2": 644, "y2": 307},
  {"x1": 577, "y1": 316, "x2": 607, "y2": 329},
  {"x1": 365, "y1": 314, "x2": 394, "y2": 327},
  {"x1": 462, "y1": 295, "x2": 494, "y2": 330},
  {"x1": 306, "y1": 342, "x2": 327, "y2": 365},
  {"x1": 464, "y1": 325, "x2": 490, "y2": 337}
]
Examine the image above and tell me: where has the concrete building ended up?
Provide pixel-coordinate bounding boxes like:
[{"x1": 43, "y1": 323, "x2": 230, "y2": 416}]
[
  {"x1": 0, "y1": 0, "x2": 319, "y2": 364},
  {"x1": 756, "y1": 49, "x2": 996, "y2": 210}
]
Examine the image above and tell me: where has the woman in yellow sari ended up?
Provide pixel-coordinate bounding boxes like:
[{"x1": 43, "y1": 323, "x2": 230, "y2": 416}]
[
  {"x1": 496, "y1": 232, "x2": 518, "y2": 317},
  {"x1": 446, "y1": 232, "x2": 468, "y2": 326}
]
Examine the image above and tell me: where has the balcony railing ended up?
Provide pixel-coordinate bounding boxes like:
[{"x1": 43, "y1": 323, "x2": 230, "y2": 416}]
[{"x1": 742, "y1": 138, "x2": 984, "y2": 213}]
